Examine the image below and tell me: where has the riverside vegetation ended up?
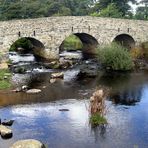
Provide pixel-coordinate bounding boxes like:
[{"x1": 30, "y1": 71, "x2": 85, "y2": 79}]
[
  {"x1": 0, "y1": 69, "x2": 12, "y2": 90},
  {"x1": 1, "y1": 0, "x2": 148, "y2": 21}
]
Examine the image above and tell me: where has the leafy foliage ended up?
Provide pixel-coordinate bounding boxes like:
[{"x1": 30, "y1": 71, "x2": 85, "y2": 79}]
[
  {"x1": 97, "y1": 43, "x2": 133, "y2": 71},
  {"x1": 0, "y1": 0, "x2": 148, "y2": 21},
  {"x1": 91, "y1": 3, "x2": 123, "y2": 18},
  {"x1": 0, "y1": 0, "x2": 94, "y2": 20}
]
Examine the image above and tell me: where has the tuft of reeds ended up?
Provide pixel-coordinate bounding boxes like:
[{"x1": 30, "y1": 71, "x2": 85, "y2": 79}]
[{"x1": 89, "y1": 88, "x2": 108, "y2": 126}]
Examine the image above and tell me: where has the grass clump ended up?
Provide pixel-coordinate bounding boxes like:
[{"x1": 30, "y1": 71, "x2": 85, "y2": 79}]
[
  {"x1": 90, "y1": 113, "x2": 107, "y2": 126},
  {"x1": 62, "y1": 34, "x2": 83, "y2": 51},
  {"x1": 89, "y1": 89, "x2": 108, "y2": 126},
  {"x1": 97, "y1": 43, "x2": 133, "y2": 71},
  {"x1": 0, "y1": 69, "x2": 12, "y2": 89}
]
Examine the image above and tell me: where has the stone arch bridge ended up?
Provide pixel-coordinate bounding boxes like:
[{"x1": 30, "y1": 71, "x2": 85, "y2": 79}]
[{"x1": 0, "y1": 16, "x2": 148, "y2": 59}]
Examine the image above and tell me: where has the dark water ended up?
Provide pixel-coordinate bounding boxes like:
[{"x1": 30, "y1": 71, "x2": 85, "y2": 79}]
[{"x1": 0, "y1": 71, "x2": 148, "y2": 148}]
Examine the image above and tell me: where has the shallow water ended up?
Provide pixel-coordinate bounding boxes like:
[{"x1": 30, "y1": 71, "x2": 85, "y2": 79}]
[{"x1": 0, "y1": 71, "x2": 148, "y2": 148}]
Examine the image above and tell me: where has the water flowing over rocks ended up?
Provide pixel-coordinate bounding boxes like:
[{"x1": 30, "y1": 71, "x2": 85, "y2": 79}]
[
  {"x1": 59, "y1": 51, "x2": 82, "y2": 60},
  {"x1": 10, "y1": 139, "x2": 45, "y2": 148},
  {"x1": 26, "y1": 89, "x2": 42, "y2": 94}
]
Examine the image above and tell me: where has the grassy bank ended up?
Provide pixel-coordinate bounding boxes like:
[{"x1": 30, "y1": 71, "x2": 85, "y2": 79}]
[{"x1": 0, "y1": 69, "x2": 12, "y2": 90}]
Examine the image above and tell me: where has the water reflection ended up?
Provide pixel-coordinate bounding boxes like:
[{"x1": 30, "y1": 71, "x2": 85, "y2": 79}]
[{"x1": 1, "y1": 71, "x2": 148, "y2": 147}]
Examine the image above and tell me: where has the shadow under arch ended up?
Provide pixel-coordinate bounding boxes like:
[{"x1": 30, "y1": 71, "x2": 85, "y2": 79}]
[
  {"x1": 9, "y1": 37, "x2": 45, "y2": 54},
  {"x1": 59, "y1": 33, "x2": 99, "y2": 59},
  {"x1": 113, "y1": 34, "x2": 135, "y2": 50}
]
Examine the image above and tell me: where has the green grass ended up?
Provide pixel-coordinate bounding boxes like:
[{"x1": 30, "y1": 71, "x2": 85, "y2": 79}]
[
  {"x1": 97, "y1": 43, "x2": 133, "y2": 71},
  {"x1": 0, "y1": 69, "x2": 12, "y2": 90},
  {"x1": 90, "y1": 113, "x2": 107, "y2": 126}
]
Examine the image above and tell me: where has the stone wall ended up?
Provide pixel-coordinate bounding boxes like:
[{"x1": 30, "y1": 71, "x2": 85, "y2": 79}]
[{"x1": 0, "y1": 16, "x2": 148, "y2": 59}]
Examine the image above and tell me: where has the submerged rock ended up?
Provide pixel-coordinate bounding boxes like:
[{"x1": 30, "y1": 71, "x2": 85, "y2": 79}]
[
  {"x1": 2, "y1": 119, "x2": 14, "y2": 126},
  {"x1": 59, "y1": 109, "x2": 69, "y2": 111},
  {"x1": 10, "y1": 139, "x2": 45, "y2": 148},
  {"x1": 0, "y1": 125, "x2": 12, "y2": 138},
  {"x1": 26, "y1": 89, "x2": 42, "y2": 94}
]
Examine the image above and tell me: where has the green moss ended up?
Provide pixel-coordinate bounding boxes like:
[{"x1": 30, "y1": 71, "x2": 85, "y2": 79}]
[
  {"x1": 63, "y1": 35, "x2": 83, "y2": 51},
  {"x1": 0, "y1": 69, "x2": 12, "y2": 90},
  {"x1": 90, "y1": 113, "x2": 107, "y2": 126}
]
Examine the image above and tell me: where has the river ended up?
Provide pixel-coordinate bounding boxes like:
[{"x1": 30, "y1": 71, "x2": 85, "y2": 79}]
[{"x1": 0, "y1": 53, "x2": 148, "y2": 148}]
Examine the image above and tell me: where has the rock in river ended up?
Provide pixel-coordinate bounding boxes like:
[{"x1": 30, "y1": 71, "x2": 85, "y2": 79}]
[
  {"x1": 0, "y1": 125, "x2": 12, "y2": 138},
  {"x1": 10, "y1": 139, "x2": 45, "y2": 148},
  {"x1": 26, "y1": 89, "x2": 42, "y2": 94},
  {"x1": 51, "y1": 72, "x2": 64, "y2": 79},
  {"x1": 2, "y1": 119, "x2": 14, "y2": 126}
]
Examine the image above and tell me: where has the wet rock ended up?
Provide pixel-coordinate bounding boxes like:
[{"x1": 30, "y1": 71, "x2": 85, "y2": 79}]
[
  {"x1": 59, "y1": 58, "x2": 74, "y2": 69},
  {"x1": 0, "y1": 125, "x2": 12, "y2": 138},
  {"x1": 59, "y1": 109, "x2": 69, "y2": 111},
  {"x1": 12, "y1": 87, "x2": 22, "y2": 93},
  {"x1": 51, "y1": 72, "x2": 64, "y2": 79},
  {"x1": 26, "y1": 89, "x2": 42, "y2": 94},
  {"x1": 50, "y1": 79, "x2": 57, "y2": 84},
  {"x1": 78, "y1": 60, "x2": 99, "y2": 78},
  {"x1": 2, "y1": 119, "x2": 14, "y2": 126},
  {"x1": 43, "y1": 61, "x2": 60, "y2": 69},
  {"x1": 21, "y1": 85, "x2": 28, "y2": 91},
  {"x1": 10, "y1": 139, "x2": 45, "y2": 148}
]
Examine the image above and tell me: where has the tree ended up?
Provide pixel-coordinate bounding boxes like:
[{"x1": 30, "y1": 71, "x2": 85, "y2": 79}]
[
  {"x1": 91, "y1": 0, "x2": 136, "y2": 17},
  {"x1": 135, "y1": 6, "x2": 148, "y2": 20},
  {"x1": 91, "y1": 3, "x2": 123, "y2": 18}
]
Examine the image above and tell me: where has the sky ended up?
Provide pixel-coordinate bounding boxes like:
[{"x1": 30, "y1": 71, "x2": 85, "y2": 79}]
[{"x1": 129, "y1": 0, "x2": 144, "y2": 13}]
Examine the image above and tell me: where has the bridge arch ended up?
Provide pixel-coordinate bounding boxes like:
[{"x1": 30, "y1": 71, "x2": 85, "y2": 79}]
[
  {"x1": 9, "y1": 37, "x2": 45, "y2": 54},
  {"x1": 59, "y1": 33, "x2": 99, "y2": 59},
  {"x1": 113, "y1": 34, "x2": 135, "y2": 50}
]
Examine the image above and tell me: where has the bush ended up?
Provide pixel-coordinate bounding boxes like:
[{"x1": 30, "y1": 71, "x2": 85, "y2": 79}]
[
  {"x1": 130, "y1": 47, "x2": 143, "y2": 60},
  {"x1": 97, "y1": 43, "x2": 133, "y2": 71},
  {"x1": 62, "y1": 35, "x2": 83, "y2": 51},
  {"x1": 140, "y1": 42, "x2": 148, "y2": 60}
]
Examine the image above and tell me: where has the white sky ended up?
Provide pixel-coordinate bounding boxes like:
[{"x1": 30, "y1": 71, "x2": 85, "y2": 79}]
[{"x1": 129, "y1": 0, "x2": 144, "y2": 13}]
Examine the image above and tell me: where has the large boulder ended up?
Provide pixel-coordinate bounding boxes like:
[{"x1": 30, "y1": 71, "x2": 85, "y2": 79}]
[
  {"x1": 10, "y1": 139, "x2": 45, "y2": 148},
  {"x1": 0, "y1": 125, "x2": 12, "y2": 138}
]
